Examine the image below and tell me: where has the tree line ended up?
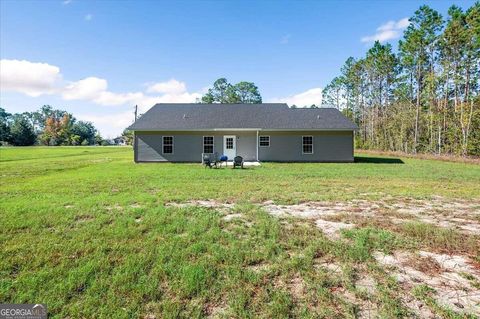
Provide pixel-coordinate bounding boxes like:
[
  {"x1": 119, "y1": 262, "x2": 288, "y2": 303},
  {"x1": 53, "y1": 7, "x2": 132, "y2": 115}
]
[
  {"x1": 0, "y1": 105, "x2": 106, "y2": 146},
  {"x1": 322, "y1": 3, "x2": 480, "y2": 156},
  {"x1": 200, "y1": 78, "x2": 262, "y2": 103}
]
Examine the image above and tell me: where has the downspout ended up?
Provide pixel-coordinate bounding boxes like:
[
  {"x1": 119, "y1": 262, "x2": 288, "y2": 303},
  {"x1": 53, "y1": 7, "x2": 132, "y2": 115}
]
[{"x1": 256, "y1": 130, "x2": 259, "y2": 162}]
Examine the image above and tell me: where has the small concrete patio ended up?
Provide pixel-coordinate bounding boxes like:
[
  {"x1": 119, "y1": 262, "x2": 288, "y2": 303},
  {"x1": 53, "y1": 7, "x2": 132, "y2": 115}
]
[
  {"x1": 207, "y1": 161, "x2": 261, "y2": 168},
  {"x1": 221, "y1": 161, "x2": 261, "y2": 167}
]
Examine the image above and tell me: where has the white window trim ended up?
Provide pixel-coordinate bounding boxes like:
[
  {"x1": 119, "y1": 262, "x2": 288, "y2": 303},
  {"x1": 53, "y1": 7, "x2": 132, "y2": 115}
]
[
  {"x1": 256, "y1": 130, "x2": 258, "y2": 161},
  {"x1": 302, "y1": 135, "x2": 313, "y2": 154},
  {"x1": 203, "y1": 135, "x2": 215, "y2": 154},
  {"x1": 259, "y1": 135, "x2": 270, "y2": 147},
  {"x1": 162, "y1": 136, "x2": 174, "y2": 154}
]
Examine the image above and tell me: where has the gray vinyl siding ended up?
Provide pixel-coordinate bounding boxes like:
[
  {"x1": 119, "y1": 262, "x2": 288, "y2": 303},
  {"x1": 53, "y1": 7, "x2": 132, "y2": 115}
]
[
  {"x1": 134, "y1": 130, "x2": 353, "y2": 163},
  {"x1": 258, "y1": 131, "x2": 353, "y2": 162},
  {"x1": 135, "y1": 133, "x2": 201, "y2": 162},
  {"x1": 235, "y1": 133, "x2": 256, "y2": 161},
  {"x1": 134, "y1": 131, "x2": 257, "y2": 162}
]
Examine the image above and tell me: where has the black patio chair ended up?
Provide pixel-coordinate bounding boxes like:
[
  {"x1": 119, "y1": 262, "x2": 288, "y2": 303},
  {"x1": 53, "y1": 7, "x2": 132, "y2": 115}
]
[
  {"x1": 232, "y1": 156, "x2": 244, "y2": 169},
  {"x1": 203, "y1": 152, "x2": 220, "y2": 168},
  {"x1": 203, "y1": 154, "x2": 214, "y2": 168}
]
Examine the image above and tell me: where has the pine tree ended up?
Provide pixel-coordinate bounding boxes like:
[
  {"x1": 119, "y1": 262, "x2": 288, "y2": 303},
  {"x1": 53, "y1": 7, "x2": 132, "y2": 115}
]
[{"x1": 9, "y1": 115, "x2": 36, "y2": 146}]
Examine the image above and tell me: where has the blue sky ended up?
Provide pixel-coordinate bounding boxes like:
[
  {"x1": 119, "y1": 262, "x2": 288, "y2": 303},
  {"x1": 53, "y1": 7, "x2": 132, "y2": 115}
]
[{"x1": 0, "y1": 0, "x2": 475, "y2": 137}]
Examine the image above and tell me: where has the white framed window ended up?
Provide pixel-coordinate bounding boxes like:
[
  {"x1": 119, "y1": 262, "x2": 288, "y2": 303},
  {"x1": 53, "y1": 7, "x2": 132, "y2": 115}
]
[
  {"x1": 203, "y1": 136, "x2": 214, "y2": 154},
  {"x1": 302, "y1": 136, "x2": 313, "y2": 154},
  {"x1": 259, "y1": 135, "x2": 270, "y2": 147},
  {"x1": 163, "y1": 136, "x2": 173, "y2": 154}
]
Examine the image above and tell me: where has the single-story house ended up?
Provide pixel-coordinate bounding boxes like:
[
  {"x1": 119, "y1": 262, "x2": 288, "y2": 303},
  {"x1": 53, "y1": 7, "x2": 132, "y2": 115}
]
[
  {"x1": 113, "y1": 136, "x2": 127, "y2": 146},
  {"x1": 128, "y1": 103, "x2": 358, "y2": 163}
]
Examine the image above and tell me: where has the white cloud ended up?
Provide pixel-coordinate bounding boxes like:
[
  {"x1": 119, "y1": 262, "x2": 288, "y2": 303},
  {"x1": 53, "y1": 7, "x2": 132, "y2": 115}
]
[
  {"x1": 270, "y1": 88, "x2": 322, "y2": 107},
  {"x1": 1, "y1": 58, "x2": 206, "y2": 136},
  {"x1": 0, "y1": 59, "x2": 61, "y2": 97},
  {"x1": 1, "y1": 59, "x2": 202, "y2": 110},
  {"x1": 361, "y1": 17, "x2": 409, "y2": 43},
  {"x1": 62, "y1": 77, "x2": 107, "y2": 100},
  {"x1": 395, "y1": 18, "x2": 410, "y2": 29},
  {"x1": 84, "y1": 14, "x2": 93, "y2": 21},
  {"x1": 77, "y1": 111, "x2": 134, "y2": 138},
  {"x1": 95, "y1": 91, "x2": 144, "y2": 106},
  {"x1": 146, "y1": 79, "x2": 187, "y2": 94},
  {"x1": 63, "y1": 78, "x2": 199, "y2": 108},
  {"x1": 62, "y1": 77, "x2": 143, "y2": 106},
  {"x1": 62, "y1": 0, "x2": 72, "y2": 5}
]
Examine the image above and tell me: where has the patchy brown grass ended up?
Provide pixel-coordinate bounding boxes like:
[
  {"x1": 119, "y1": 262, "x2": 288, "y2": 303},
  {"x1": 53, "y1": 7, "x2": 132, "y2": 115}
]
[
  {"x1": 408, "y1": 256, "x2": 444, "y2": 276},
  {"x1": 3, "y1": 147, "x2": 480, "y2": 318},
  {"x1": 399, "y1": 222, "x2": 480, "y2": 257}
]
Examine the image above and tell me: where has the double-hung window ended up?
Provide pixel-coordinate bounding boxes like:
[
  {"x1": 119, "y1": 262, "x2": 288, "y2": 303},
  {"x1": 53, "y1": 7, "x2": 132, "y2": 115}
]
[
  {"x1": 259, "y1": 136, "x2": 270, "y2": 147},
  {"x1": 203, "y1": 136, "x2": 214, "y2": 154},
  {"x1": 302, "y1": 136, "x2": 313, "y2": 154},
  {"x1": 163, "y1": 136, "x2": 173, "y2": 154}
]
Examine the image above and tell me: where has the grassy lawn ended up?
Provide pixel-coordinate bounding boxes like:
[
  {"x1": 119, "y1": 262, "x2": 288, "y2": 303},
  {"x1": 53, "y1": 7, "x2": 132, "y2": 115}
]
[{"x1": 1, "y1": 147, "x2": 479, "y2": 318}]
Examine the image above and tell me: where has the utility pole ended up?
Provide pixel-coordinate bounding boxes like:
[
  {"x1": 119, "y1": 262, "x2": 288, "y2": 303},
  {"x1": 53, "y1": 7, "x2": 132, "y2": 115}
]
[{"x1": 131, "y1": 105, "x2": 138, "y2": 149}]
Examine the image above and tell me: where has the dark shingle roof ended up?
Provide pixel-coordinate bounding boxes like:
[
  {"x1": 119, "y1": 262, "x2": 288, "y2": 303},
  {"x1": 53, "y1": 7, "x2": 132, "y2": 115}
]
[{"x1": 128, "y1": 103, "x2": 357, "y2": 131}]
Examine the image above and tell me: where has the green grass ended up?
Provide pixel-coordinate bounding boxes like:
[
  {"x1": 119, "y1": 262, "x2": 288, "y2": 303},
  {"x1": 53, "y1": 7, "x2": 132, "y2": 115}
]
[{"x1": 1, "y1": 147, "x2": 479, "y2": 318}]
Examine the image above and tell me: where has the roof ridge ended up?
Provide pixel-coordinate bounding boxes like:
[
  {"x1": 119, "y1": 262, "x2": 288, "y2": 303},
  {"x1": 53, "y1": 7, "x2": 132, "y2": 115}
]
[{"x1": 129, "y1": 103, "x2": 358, "y2": 131}]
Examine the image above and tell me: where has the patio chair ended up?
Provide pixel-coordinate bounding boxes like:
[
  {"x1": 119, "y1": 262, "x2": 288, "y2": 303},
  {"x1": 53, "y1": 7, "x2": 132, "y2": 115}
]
[
  {"x1": 233, "y1": 156, "x2": 244, "y2": 169},
  {"x1": 203, "y1": 154, "x2": 214, "y2": 168},
  {"x1": 203, "y1": 152, "x2": 220, "y2": 168}
]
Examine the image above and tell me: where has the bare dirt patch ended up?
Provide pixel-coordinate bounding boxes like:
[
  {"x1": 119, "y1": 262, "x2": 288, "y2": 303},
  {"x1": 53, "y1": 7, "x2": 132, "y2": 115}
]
[
  {"x1": 374, "y1": 250, "x2": 480, "y2": 315},
  {"x1": 362, "y1": 197, "x2": 480, "y2": 235},
  {"x1": 165, "y1": 197, "x2": 480, "y2": 236},
  {"x1": 288, "y1": 275, "x2": 307, "y2": 301},
  {"x1": 262, "y1": 202, "x2": 360, "y2": 239},
  {"x1": 356, "y1": 274, "x2": 377, "y2": 295},
  {"x1": 401, "y1": 294, "x2": 437, "y2": 318},
  {"x1": 205, "y1": 301, "x2": 229, "y2": 319},
  {"x1": 247, "y1": 262, "x2": 270, "y2": 273},
  {"x1": 222, "y1": 213, "x2": 243, "y2": 221},
  {"x1": 312, "y1": 260, "x2": 379, "y2": 317},
  {"x1": 166, "y1": 200, "x2": 234, "y2": 213},
  {"x1": 262, "y1": 197, "x2": 480, "y2": 237},
  {"x1": 315, "y1": 219, "x2": 354, "y2": 239},
  {"x1": 262, "y1": 202, "x2": 345, "y2": 219},
  {"x1": 150, "y1": 197, "x2": 478, "y2": 317},
  {"x1": 313, "y1": 258, "x2": 343, "y2": 275},
  {"x1": 273, "y1": 274, "x2": 307, "y2": 302},
  {"x1": 330, "y1": 286, "x2": 378, "y2": 319}
]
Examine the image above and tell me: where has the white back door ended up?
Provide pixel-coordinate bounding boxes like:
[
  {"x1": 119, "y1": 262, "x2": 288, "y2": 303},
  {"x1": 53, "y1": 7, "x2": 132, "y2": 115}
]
[{"x1": 223, "y1": 135, "x2": 236, "y2": 160}]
